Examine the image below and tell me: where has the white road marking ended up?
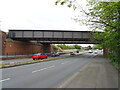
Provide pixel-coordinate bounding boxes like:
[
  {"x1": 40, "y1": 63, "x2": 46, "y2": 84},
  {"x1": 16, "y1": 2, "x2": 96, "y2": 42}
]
[
  {"x1": 58, "y1": 72, "x2": 79, "y2": 88},
  {"x1": 0, "y1": 78, "x2": 10, "y2": 83},
  {"x1": 32, "y1": 65, "x2": 55, "y2": 73},
  {"x1": 61, "y1": 61, "x2": 70, "y2": 64}
]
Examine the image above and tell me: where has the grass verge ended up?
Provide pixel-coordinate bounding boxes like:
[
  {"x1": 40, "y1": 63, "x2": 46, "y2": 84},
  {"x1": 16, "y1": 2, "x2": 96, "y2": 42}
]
[
  {"x1": 0, "y1": 53, "x2": 85, "y2": 68},
  {"x1": 0, "y1": 56, "x2": 70, "y2": 68}
]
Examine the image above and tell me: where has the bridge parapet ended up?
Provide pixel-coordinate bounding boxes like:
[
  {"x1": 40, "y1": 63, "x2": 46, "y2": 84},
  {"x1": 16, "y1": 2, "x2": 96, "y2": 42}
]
[{"x1": 8, "y1": 30, "x2": 98, "y2": 44}]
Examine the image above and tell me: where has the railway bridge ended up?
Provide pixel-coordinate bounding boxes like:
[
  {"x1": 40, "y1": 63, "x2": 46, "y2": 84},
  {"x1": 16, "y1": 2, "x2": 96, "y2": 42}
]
[{"x1": 8, "y1": 30, "x2": 99, "y2": 53}]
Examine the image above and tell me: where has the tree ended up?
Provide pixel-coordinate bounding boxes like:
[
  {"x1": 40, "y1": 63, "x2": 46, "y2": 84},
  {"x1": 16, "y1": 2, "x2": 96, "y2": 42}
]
[
  {"x1": 93, "y1": 44, "x2": 103, "y2": 50},
  {"x1": 55, "y1": 0, "x2": 120, "y2": 70},
  {"x1": 51, "y1": 44, "x2": 58, "y2": 51},
  {"x1": 57, "y1": 44, "x2": 75, "y2": 49},
  {"x1": 87, "y1": 1, "x2": 120, "y2": 70},
  {"x1": 74, "y1": 44, "x2": 81, "y2": 49}
]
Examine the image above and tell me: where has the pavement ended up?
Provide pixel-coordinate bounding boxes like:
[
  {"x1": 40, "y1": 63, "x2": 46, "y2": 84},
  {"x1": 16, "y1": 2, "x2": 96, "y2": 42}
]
[{"x1": 58, "y1": 54, "x2": 118, "y2": 88}]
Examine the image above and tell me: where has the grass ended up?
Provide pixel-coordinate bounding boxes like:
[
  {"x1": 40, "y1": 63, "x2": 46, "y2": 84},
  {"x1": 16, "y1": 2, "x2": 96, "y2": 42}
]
[{"x1": 0, "y1": 53, "x2": 84, "y2": 68}]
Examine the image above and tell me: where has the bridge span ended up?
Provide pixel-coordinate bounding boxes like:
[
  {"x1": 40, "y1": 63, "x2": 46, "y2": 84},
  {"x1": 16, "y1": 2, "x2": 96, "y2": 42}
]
[{"x1": 8, "y1": 30, "x2": 98, "y2": 44}]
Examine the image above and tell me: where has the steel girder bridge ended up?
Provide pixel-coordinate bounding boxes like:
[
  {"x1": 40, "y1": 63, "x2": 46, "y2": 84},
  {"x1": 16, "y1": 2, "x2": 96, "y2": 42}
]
[{"x1": 8, "y1": 30, "x2": 99, "y2": 44}]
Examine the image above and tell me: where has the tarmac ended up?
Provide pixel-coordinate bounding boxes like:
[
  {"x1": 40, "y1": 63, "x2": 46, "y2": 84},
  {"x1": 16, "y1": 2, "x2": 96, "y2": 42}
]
[{"x1": 58, "y1": 54, "x2": 119, "y2": 89}]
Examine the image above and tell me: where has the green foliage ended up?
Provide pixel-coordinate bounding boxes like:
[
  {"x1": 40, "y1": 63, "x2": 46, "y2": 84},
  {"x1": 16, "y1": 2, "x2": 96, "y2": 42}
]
[
  {"x1": 55, "y1": 0, "x2": 75, "y2": 8},
  {"x1": 67, "y1": 3, "x2": 72, "y2": 8},
  {"x1": 88, "y1": 1, "x2": 120, "y2": 70},
  {"x1": 55, "y1": 0, "x2": 120, "y2": 70},
  {"x1": 56, "y1": 44, "x2": 82, "y2": 50},
  {"x1": 57, "y1": 44, "x2": 75, "y2": 50},
  {"x1": 51, "y1": 45, "x2": 58, "y2": 51},
  {"x1": 108, "y1": 53, "x2": 118, "y2": 63},
  {"x1": 93, "y1": 44, "x2": 103, "y2": 49},
  {"x1": 108, "y1": 53, "x2": 120, "y2": 71},
  {"x1": 74, "y1": 44, "x2": 81, "y2": 49}
]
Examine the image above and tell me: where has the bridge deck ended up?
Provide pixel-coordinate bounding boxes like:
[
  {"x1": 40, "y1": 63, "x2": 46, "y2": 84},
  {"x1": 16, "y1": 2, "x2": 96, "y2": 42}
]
[{"x1": 8, "y1": 30, "x2": 98, "y2": 44}]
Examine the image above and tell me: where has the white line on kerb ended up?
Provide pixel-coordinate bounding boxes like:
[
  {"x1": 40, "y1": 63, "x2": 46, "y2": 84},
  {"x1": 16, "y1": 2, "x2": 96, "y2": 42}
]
[
  {"x1": 32, "y1": 65, "x2": 55, "y2": 73},
  {"x1": 0, "y1": 78, "x2": 10, "y2": 83}
]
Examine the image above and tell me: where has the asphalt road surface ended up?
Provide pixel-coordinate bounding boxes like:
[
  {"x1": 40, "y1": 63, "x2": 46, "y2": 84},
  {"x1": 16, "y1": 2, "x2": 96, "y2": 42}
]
[
  {"x1": 1, "y1": 54, "x2": 69, "y2": 64},
  {"x1": 1, "y1": 52, "x2": 86, "y2": 64},
  {"x1": 1, "y1": 52, "x2": 99, "y2": 88}
]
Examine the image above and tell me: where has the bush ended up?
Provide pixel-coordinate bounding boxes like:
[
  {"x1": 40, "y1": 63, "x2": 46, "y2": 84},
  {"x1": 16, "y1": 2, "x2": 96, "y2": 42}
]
[
  {"x1": 51, "y1": 45, "x2": 58, "y2": 51},
  {"x1": 108, "y1": 53, "x2": 120, "y2": 71}
]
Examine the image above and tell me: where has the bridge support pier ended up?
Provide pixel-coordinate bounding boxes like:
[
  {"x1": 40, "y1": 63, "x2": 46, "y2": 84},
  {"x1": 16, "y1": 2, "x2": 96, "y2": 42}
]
[{"x1": 42, "y1": 44, "x2": 53, "y2": 53}]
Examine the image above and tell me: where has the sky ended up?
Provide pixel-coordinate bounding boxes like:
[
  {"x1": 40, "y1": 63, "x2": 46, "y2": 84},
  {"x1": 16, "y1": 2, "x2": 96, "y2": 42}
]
[
  {"x1": 0, "y1": 0, "x2": 93, "y2": 47},
  {"x1": 0, "y1": 0, "x2": 90, "y2": 32}
]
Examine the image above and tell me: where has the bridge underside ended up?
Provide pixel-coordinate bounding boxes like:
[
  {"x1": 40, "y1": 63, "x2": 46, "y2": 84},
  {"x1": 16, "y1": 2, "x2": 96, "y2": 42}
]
[
  {"x1": 11, "y1": 38, "x2": 98, "y2": 44},
  {"x1": 8, "y1": 30, "x2": 99, "y2": 44},
  {"x1": 36, "y1": 40, "x2": 97, "y2": 44}
]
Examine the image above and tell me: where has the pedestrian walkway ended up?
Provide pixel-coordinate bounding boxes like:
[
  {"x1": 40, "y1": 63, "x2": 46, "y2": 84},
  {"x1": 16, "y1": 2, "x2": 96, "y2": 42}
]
[{"x1": 59, "y1": 54, "x2": 118, "y2": 88}]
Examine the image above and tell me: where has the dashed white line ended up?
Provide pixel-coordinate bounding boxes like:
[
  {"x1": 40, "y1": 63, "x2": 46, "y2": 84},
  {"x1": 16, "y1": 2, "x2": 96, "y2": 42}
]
[
  {"x1": 0, "y1": 78, "x2": 10, "y2": 83},
  {"x1": 32, "y1": 65, "x2": 55, "y2": 73}
]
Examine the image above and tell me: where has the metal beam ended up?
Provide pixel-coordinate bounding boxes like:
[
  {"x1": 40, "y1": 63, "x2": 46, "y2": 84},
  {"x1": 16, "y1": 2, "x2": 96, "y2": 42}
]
[{"x1": 8, "y1": 30, "x2": 99, "y2": 44}]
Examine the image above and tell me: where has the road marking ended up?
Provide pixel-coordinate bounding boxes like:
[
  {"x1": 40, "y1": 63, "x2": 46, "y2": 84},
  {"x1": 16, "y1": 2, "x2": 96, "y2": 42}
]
[
  {"x1": 0, "y1": 78, "x2": 10, "y2": 83},
  {"x1": 61, "y1": 61, "x2": 70, "y2": 64},
  {"x1": 32, "y1": 65, "x2": 55, "y2": 73},
  {"x1": 58, "y1": 72, "x2": 79, "y2": 88}
]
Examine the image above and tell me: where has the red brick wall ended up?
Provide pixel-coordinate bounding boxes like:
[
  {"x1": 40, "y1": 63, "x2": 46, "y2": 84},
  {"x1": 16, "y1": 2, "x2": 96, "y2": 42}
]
[
  {"x1": 0, "y1": 31, "x2": 53, "y2": 55},
  {"x1": 50, "y1": 45, "x2": 54, "y2": 52},
  {"x1": 5, "y1": 41, "x2": 43, "y2": 55},
  {"x1": 0, "y1": 31, "x2": 7, "y2": 55}
]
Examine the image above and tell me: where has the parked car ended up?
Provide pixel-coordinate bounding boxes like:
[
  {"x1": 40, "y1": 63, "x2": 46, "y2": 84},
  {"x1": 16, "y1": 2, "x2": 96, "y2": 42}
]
[
  {"x1": 32, "y1": 53, "x2": 48, "y2": 60},
  {"x1": 70, "y1": 52, "x2": 75, "y2": 55},
  {"x1": 94, "y1": 50, "x2": 98, "y2": 54},
  {"x1": 51, "y1": 52, "x2": 60, "y2": 57},
  {"x1": 88, "y1": 50, "x2": 93, "y2": 53}
]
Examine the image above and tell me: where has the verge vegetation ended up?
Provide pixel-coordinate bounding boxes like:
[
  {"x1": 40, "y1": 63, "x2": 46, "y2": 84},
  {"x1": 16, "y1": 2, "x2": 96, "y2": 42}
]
[
  {"x1": 55, "y1": 0, "x2": 120, "y2": 71},
  {"x1": 52, "y1": 44, "x2": 82, "y2": 51}
]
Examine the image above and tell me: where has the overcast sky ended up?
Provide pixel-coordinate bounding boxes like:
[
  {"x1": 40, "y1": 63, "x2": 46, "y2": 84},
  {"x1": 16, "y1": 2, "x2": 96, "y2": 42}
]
[
  {"x1": 0, "y1": 0, "x2": 91, "y2": 32},
  {"x1": 0, "y1": 0, "x2": 94, "y2": 47}
]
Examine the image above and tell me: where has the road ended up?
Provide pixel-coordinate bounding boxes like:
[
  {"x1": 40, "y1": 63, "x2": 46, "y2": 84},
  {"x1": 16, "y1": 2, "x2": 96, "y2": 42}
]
[
  {"x1": 1, "y1": 52, "x2": 100, "y2": 88},
  {"x1": 0, "y1": 54, "x2": 69, "y2": 64},
  {"x1": 1, "y1": 51, "x2": 86, "y2": 64}
]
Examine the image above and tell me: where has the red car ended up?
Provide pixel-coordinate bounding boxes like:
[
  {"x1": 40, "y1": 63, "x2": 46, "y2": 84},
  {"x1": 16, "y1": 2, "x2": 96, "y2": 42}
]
[{"x1": 32, "y1": 53, "x2": 48, "y2": 60}]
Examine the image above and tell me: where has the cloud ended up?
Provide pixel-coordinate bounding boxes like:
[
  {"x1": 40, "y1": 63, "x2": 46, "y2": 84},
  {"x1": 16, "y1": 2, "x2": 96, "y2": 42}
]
[{"x1": 0, "y1": 0, "x2": 89, "y2": 32}]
